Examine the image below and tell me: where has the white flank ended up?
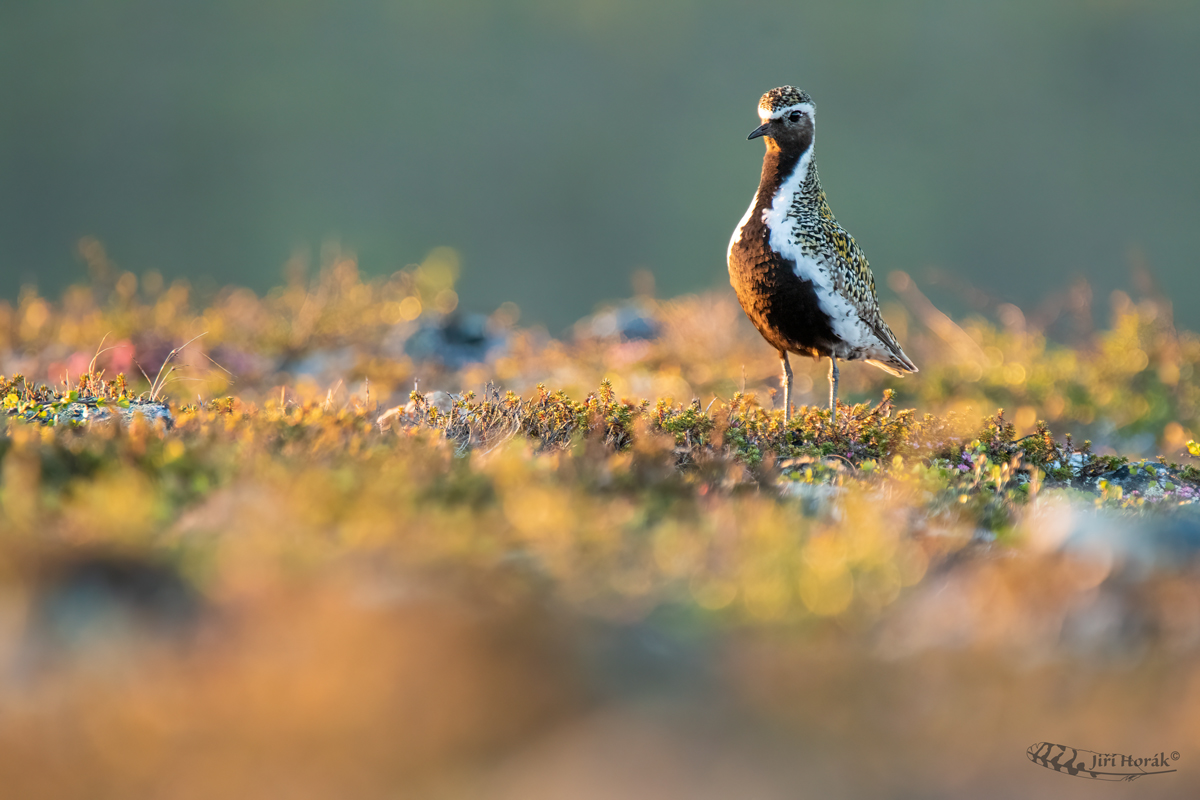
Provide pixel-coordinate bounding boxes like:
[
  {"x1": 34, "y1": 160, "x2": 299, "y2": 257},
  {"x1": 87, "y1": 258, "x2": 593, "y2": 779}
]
[{"x1": 760, "y1": 145, "x2": 893, "y2": 361}]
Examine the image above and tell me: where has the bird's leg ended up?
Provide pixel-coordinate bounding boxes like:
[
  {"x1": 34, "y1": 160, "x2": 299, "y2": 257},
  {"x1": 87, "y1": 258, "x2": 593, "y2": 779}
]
[
  {"x1": 828, "y1": 356, "x2": 839, "y2": 423},
  {"x1": 779, "y1": 350, "x2": 793, "y2": 423}
]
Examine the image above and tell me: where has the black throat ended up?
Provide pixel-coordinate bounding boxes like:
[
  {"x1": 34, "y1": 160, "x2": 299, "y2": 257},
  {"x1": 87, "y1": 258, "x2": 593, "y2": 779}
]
[{"x1": 755, "y1": 145, "x2": 803, "y2": 214}]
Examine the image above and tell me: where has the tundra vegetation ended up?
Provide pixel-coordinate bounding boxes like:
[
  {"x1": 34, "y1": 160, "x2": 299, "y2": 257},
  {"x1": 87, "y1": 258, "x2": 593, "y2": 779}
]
[{"x1": 1, "y1": 249, "x2": 1198, "y2": 798}]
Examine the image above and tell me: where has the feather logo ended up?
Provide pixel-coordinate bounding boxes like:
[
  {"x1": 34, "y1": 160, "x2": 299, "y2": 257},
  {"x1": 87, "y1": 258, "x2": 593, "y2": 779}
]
[{"x1": 1027, "y1": 742, "x2": 1179, "y2": 782}]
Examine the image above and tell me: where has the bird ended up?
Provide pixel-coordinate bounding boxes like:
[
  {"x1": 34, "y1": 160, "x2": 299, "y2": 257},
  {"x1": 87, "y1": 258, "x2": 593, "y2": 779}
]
[{"x1": 727, "y1": 86, "x2": 916, "y2": 423}]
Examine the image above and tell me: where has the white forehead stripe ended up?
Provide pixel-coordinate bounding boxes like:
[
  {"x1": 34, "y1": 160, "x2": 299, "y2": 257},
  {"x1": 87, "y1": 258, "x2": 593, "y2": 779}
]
[{"x1": 757, "y1": 102, "x2": 815, "y2": 121}]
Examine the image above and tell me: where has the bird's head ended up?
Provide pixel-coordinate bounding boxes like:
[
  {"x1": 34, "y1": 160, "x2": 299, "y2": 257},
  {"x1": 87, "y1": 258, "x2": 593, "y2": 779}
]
[{"x1": 747, "y1": 86, "x2": 815, "y2": 153}]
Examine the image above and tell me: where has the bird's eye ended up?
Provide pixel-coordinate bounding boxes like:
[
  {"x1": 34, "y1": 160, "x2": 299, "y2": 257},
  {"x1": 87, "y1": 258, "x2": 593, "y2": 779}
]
[{"x1": 788, "y1": 111, "x2": 803, "y2": 122}]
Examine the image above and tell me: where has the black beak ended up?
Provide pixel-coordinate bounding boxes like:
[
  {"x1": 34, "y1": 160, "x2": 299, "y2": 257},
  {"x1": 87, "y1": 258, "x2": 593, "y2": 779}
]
[{"x1": 747, "y1": 122, "x2": 771, "y2": 141}]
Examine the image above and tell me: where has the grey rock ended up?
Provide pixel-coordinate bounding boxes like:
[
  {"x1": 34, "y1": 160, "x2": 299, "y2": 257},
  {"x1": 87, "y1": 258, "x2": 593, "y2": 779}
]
[
  {"x1": 59, "y1": 400, "x2": 173, "y2": 428},
  {"x1": 405, "y1": 313, "x2": 504, "y2": 368},
  {"x1": 29, "y1": 552, "x2": 202, "y2": 651},
  {"x1": 577, "y1": 301, "x2": 660, "y2": 342}
]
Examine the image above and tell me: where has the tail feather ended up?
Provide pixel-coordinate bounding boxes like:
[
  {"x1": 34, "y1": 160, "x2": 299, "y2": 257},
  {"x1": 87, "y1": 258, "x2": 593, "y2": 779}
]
[
  {"x1": 866, "y1": 319, "x2": 917, "y2": 375},
  {"x1": 866, "y1": 357, "x2": 917, "y2": 377}
]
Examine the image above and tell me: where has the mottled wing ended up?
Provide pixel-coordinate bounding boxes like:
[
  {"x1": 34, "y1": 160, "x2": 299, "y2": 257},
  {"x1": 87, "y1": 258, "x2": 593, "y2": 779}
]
[{"x1": 826, "y1": 222, "x2": 917, "y2": 373}]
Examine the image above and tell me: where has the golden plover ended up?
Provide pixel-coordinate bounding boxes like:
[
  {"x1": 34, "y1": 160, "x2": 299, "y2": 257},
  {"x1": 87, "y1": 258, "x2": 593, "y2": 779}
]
[{"x1": 727, "y1": 85, "x2": 917, "y2": 422}]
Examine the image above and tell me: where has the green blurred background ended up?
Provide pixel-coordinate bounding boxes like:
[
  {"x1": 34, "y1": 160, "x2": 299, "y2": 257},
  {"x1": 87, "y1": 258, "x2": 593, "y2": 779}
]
[{"x1": 3, "y1": 0, "x2": 1198, "y2": 332}]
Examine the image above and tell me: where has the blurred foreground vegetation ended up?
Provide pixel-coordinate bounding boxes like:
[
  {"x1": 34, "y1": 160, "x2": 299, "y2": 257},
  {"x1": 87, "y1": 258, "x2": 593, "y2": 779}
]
[{"x1": 1, "y1": 252, "x2": 1200, "y2": 798}]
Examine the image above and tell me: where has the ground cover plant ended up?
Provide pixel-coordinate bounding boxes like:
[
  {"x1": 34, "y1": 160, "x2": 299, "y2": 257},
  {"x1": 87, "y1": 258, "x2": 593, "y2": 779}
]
[{"x1": 2, "y1": 251, "x2": 1200, "y2": 799}]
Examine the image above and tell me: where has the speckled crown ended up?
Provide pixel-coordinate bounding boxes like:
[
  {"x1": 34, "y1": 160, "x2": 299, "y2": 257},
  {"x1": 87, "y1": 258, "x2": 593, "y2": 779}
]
[{"x1": 758, "y1": 86, "x2": 814, "y2": 115}]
